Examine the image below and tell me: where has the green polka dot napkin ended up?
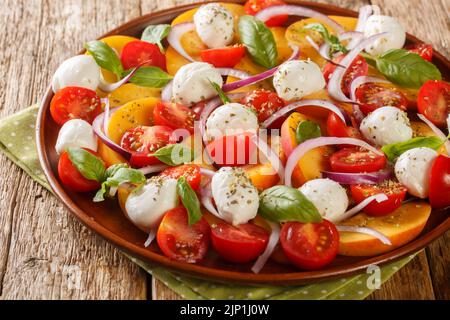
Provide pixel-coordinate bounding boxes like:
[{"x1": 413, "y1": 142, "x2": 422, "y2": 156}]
[{"x1": 0, "y1": 105, "x2": 417, "y2": 300}]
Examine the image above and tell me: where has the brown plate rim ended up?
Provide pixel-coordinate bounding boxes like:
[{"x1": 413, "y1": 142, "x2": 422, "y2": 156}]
[{"x1": 36, "y1": 0, "x2": 450, "y2": 285}]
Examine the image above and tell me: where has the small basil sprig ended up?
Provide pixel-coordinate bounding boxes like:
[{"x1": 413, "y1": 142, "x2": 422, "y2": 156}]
[
  {"x1": 238, "y1": 15, "x2": 278, "y2": 69},
  {"x1": 177, "y1": 177, "x2": 202, "y2": 225},
  {"x1": 382, "y1": 136, "x2": 445, "y2": 162},
  {"x1": 141, "y1": 24, "x2": 171, "y2": 52},
  {"x1": 362, "y1": 49, "x2": 442, "y2": 89},
  {"x1": 303, "y1": 23, "x2": 348, "y2": 55},
  {"x1": 259, "y1": 186, "x2": 322, "y2": 223},
  {"x1": 66, "y1": 148, "x2": 106, "y2": 182},
  {"x1": 153, "y1": 144, "x2": 194, "y2": 166},
  {"x1": 84, "y1": 41, "x2": 124, "y2": 79},
  {"x1": 209, "y1": 80, "x2": 231, "y2": 104},
  {"x1": 124, "y1": 66, "x2": 173, "y2": 88},
  {"x1": 296, "y1": 120, "x2": 322, "y2": 144}
]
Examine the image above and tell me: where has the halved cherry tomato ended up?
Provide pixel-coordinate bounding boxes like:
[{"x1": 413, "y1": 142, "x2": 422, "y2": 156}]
[
  {"x1": 350, "y1": 181, "x2": 407, "y2": 216},
  {"x1": 157, "y1": 207, "x2": 210, "y2": 263},
  {"x1": 429, "y1": 155, "x2": 450, "y2": 209},
  {"x1": 206, "y1": 133, "x2": 257, "y2": 167},
  {"x1": 406, "y1": 43, "x2": 433, "y2": 62},
  {"x1": 355, "y1": 83, "x2": 409, "y2": 115},
  {"x1": 58, "y1": 149, "x2": 103, "y2": 192},
  {"x1": 120, "y1": 125, "x2": 176, "y2": 168},
  {"x1": 153, "y1": 101, "x2": 196, "y2": 133},
  {"x1": 159, "y1": 164, "x2": 201, "y2": 191},
  {"x1": 240, "y1": 89, "x2": 285, "y2": 123},
  {"x1": 120, "y1": 40, "x2": 166, "y2": 70},
  {"x1": 330, "y1": 148, "x2": 387, "y2": 173},
  {"x1": 50, "y1": 86, "x2": 102, "y2": 125},
  {"x1": 323, "y1": 55, "x2": 368, "y2": 97},
  {"x1": 417, "y1": 80, "x2": 450, "y2": 127},
  {"x1": 244, "y1": 0, "x2": 288, "y2": 27},
  {"x1": 211, "y1": 222, "x2": 269, "y2": 263},
  {"x1": 280, "y1": 220, "x2": 339, "y2": 270},
  {"x1": 200, "y1": 45, "x2": 246, "y2": 68},
  {"x1": 326, "y1": 112, "x2": 362, "y2": 140}
]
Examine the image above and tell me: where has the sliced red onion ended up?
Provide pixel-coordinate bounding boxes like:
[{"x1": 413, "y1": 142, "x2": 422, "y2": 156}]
[
  {"x1": 200, "y1": 168, "x2": 216, "y2": 179},
  {"x1": 417, "y1": 113, "x2": 450, "y2": 154},
  {"x1": 161, "y1": 80, "x2": 173, "y2": 102},
  {"x1": 355, "y1": 5, "x2": 381, "y2": 33},
  {"x1": 337, "y1": 225, "x2": 391, "y2": 245},
  {"x1": 217, "y1": 68, "x2": 251, "y2": 79},
  {"x1": 350, "y1": 76, "x2": 391, "y2": 102},
  {"x1": 251, "y1": 221, "x2": 280, "y2": 274},
  {"x1": 339, "y1": 31, "x2": 364, "y2": 50},
  {"x1": 262, "y1": 99, "x2": 347, "y2": 128},
  {"x1": 144, "y1": 228, "x2": 157, "y2": 247},
  {"x1": 255, "y1": 5, "x2": 344, "y2": 33},
  {"x1": 167, "y1": 22, "x2": 195, "y2": 62},
  {"x1": 98, "y1": 60, "x2": 151, "y2": 93},
  {"x1": 101, "y1": 97, "x2": 111, "y2": 134},
  {"x1": 336, "y1": 193, "x2": 388, "y2": 222},
  {"x1": 322, "y1": 170, "x2": 392, "y2": 185},
  {"x1": 327, "y1": 33, "x2": 387, "y2": 103},
  {"x1": 285, "y1": 137, "x2": 382, "y2": 187},
  {"x1": 251, "y1": 135, "x2": 285, "y2": 183},
  {"x1": 305, "y1": 36, "x2": 333, "y2": 62},
  {"x1": 139, "y1": 164, "x2": 169, "y2": 175},
  {"x1": 200, "y1": 182, "x2": 222, "y2": 219}
]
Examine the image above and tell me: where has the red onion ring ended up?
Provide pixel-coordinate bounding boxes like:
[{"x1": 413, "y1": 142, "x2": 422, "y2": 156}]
[
  {"x1": 199, "y1": 168, "x2": 216, "y2": 178},
  {"x1": 305, "y1": 36, "x2": 334, "y2": 62},
  {"x1": 339, "y1": 31, "x2": 364, "y2": 50},
  {"x1": 255, "y1": 5, "x2": 345, "y2": 34},
  {"x1": 217, "y1": 68, "x2": 251, "y2": 79},
  {"x1": 161, "y1": 80, "x2": 173, "y2": 102},
  {"x1": 251, "y1": 134, "x2": 285, "y2": 183},
  {"x1": 98, "y1": 60, "x2": 152, "y2": 93},
  {"x1": 336, "y1": 193, "x2": 388, "y2": 222},
  {"x1": 144, "y1": 228, "x2": 157, "y2": 247},
  {"x1": 200, "y1": 182, "x2": 222, "y2": 219},
  {"x1": 101, "y1": 97, "x2": 111, "y2": 134},
  {"x1": 337, "y1": 225, "x2": 391, "y2": 245},
  {"x1": 167, "y1": 22, "x2": 196, "y2": 62},
  {"x1": 417, "y1": 113, "x2": 450, "y2": 154},
  {"x1": 355, "y1": 5, "x2": 381, "y2": 33},
  {"x1": 322, "y1": 170, "x2": 392, "y2": 185},
  {"x1": 139, "y1": 164, "x2": 169, "y2": 175},
  {"x1": 285, "y1": 137, "x2": 382, "y2": 187},
  {"x1": 251, "y1": 221, "x2": 280, "y2": 274},
  {"x1": 350, "y1": 76, "x2": 391, "y2": 102}
]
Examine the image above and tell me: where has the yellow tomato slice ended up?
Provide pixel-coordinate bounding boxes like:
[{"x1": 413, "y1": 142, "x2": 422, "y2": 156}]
[{"x1": 108, "y1": 83, "x2": 161, "y2": 108}]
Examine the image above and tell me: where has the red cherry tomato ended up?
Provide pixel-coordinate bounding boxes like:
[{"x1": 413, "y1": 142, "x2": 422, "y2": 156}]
[
  {"x1": 429, "y1": 155, "x2": 450, "y2": 209},
  {"x1": 120, "y1": 40, "x2": 166, "y2": 70},
  {"x1": 120, "y1": 125, "x2": 176, "y2": 168},
  {"x1": 406, "y1": 43, "x2": 433, "y2": 62},
  {"x1": 280, "y1": 220, "x2": 339, "y2": 270},
  {"x1": 323, "y1": 55, "x2": 368, "y2": 97},
  {"x1": 58, "y1": 149, "x2": 103, "y2": 192},
  {"x1": 200, "y1": 45, "x2": 246, "y2": 68},
  {"x1": 211, "y1": 222, "x2": 269, "y2": 263},
  {"x1": 153, "y1": 101, "x2": 196, "y2": 133},
  {"x1": 157, "y1": 207, "x2": 210, "y2": 263},
  {"x1": 330, "y1": 148, "x2": 387, "y2": 173},
  {"x1": 159, "y1": 164, "x2": 201, "y2": 191},
  {"x1": 326, "y1": 112, "x2": 362, "y2": 140},
  {"x1": 240, "y1": 89, "x2": 285, "y2": 123},
  {"x1": 355, "y1": 83, "x2": 409, "y2": 115},
  {"x1": 350, "y1": 181, "x2": 407, "y2": 216},
  {"x1": 244, "y1": 0, "x2": 288, "y2": 27},
  {"x1": 50, "y1": 86, "x2": 102, "y2": 125},
  {"x1": 417, "y1": 80, "x2": 450, "y2": 127},
  {"x1": 205, "y1": 133, "x2": 257, "y2": 167}
]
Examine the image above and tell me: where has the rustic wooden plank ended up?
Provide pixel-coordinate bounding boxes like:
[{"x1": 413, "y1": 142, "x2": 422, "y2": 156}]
[{"x1": 426, "y1": 231, "x2": 450, "y2": 300}]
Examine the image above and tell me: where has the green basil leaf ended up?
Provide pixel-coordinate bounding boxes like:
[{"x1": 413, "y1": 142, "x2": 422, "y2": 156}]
[
  {"x1": 296, "y1": 120, "x2": 322, "y2": 144},
  {"x1": 381, "y1": 136, "x2": 444, "y2": 162},
  {"x1": 84, "y1": 41, "x2": 123, "y2": 79},
  {"x1": 303, "y1": 23, "x2": 348, "y2": 55},
  {"x1": 238, "y1": 15, "x2": 278, "y2": 69},
  {"x1": 124, "y1": 66, "x2": 173, "y2": 88},
  {"x1": 259, "y1": 186, "x2": 322, "y2": 223},
  {"x1": 374, "y1": 49, "x2": 442, "y2": 88},
  {"x1": 152, "y1": 144, "x2": 194, "y2": 166},
  {"x1": 141, "y1": 24, "x2": 171, "y2": 52},
  {"x1": 209, "y1": 80, "x2": 231, "y2": 104},
  {"x1": 177, "y1": 176, "x2": 202, "y2": 225},
  {"x1": 67, "y1": 148, "x2": 106, "y2": 183}
]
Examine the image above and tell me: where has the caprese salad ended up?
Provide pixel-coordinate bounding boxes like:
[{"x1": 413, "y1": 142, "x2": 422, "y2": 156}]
[{"x1": 49, "y1": 1, "x2": 449, "y2": 272}]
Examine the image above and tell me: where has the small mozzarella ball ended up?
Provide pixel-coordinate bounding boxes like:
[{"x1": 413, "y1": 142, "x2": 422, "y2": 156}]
[
  {"x1": 172, "y1": 62, "x2": 223, "y2": 106},
  {"x1": 360, "y1": 106, "x2": 413, "y2": 146},
  {"x1": 52, "y1": 55, "x2": 101, "y2": 93},
  {"x1": 299, "y1": 178, "x2": 349, "y2": 222},
  {"x1": 55, "y1": 119, "x2": 98, "y2": 154},
  {"x1": 211, "y1": 167, "x2": 259, "y2": 226},
  {"x1": 205, "y1": 103, "x2": 259, "y2": 141},
  {"x1": 394, "y1": 147, "x2": 438, "y2": 198},
  {"x1": 193, "y1": 3, "x2": 234, "y2": 48},
  {"x1": 273, "y1": 60, "x2": 326, "y2": 101},
  {"x1": 125, "y1": 177, "x2": 178, "y2": 232},
  {"x1": 364, "y1": 15, "x2": 406, "y2": 56}
]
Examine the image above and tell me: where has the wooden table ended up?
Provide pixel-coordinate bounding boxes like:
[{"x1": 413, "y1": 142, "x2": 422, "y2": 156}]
[{"x1": 0, "y1": 0, "x2": 448, "y2": 300}]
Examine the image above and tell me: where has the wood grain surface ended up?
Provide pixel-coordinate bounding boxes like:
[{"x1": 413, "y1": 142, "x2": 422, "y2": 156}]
[{"x1": 0, "y1": 0, "x2": 448, "y2": 300}]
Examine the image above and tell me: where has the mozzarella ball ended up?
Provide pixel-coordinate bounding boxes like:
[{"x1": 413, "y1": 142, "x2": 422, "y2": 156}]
[
  {"x1": 360, "y1": 106, "x2": 413, "y2": 146},
  {"x1": 125, "y1": 177, "x2": 178, "y2": 232},
  {"x1": 172, "y1": 62, "x2": 223, "y2": 106},
  {"x1": 211, "y1": 167, "x2": 259, "y2": 226},
  {"x1": 52, "y1": 55, "x2": 101, "y2": 93},
  {"x1": 273, "y1": 60, "x2": 326, "y2": 101},
  {"x1": 193, "y1": 3, "x2": 234, "y2": 48},
  {"x1": 299, "y1": 178, "x2": 349, "y2": 222},
  {"x1": 394, "y1": 147, "x2": 438, "y2": 198},
  {"x1": 364, "y1": 15, "x2": 406, "y2": 56},
  {"x1": 205, "y1": 103, "x2": 259, "y2": 141},
  {"x1": 55, "y1": 119, "x2": 98, "y2": 154}
]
